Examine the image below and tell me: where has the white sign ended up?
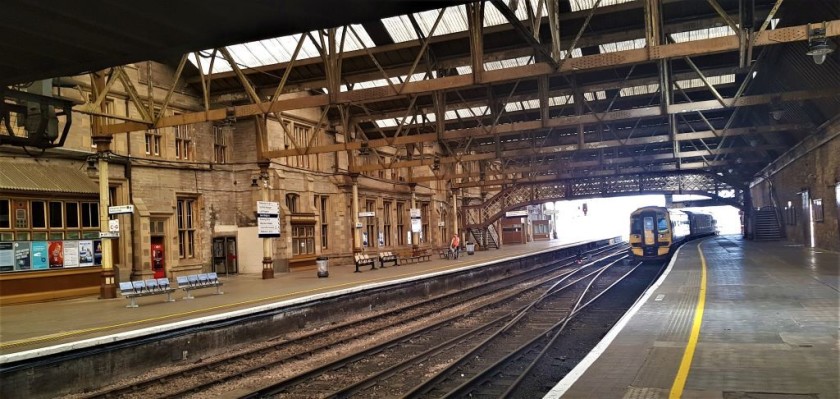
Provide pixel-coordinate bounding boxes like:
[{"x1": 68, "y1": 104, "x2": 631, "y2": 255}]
[
  {"x1": 258, "y1": 216, "x2": 280, "y2": 238},
  {"x1": 99, "y1": 232, "x2": 120, "y2": 239},
  {"x1": 108, "y1": 205, "x2": 135, "y2": 215},
  {"x1": 411, "y1": 218, "x2": 422, "y2": 233},
  {"x1": 505, "y1": 210, "x2": 528, "y2": 218},
  {"x1": 257, "y1": 201, "x2": 280, "y2": 215},
  {"x1": 409, "y1": 208, "x2": 421, "y2": 218},
  {"x1": 358, "y1": 211, "x2": 375, "y2": 217},
  {"x1": 355, "y1": 222, "x2": 364, "y2": 228},
  {"x1": 108, "y1": 219, "x2": 120, "y2": 232},
  {"x1": 437, "y1": 221, "x2": 445, "y2": 227}
]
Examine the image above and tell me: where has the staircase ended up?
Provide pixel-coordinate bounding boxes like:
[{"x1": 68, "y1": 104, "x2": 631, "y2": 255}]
[
  {"x1": 467, "y1": 225, "x2": 500, "y2": 250},
  {"x1": 753, "y1": 207, "x2": 784, "y2": 240}
]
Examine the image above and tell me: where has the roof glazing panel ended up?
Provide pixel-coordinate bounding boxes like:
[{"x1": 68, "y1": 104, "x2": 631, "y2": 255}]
[{"x1": 188, "y1": 25, "x2": 375, "y2": 74}]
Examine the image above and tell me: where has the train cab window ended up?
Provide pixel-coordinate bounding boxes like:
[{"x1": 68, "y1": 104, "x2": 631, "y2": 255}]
[
  {"x1": 631, "y1": 217, "x2": 643, "y2": 233},
  {"x1": 657, "y1": 217, "x2": 669, "y2": 232},
  {"x1": 643, "y1": 217, "x2": 654, "y2": 231}
]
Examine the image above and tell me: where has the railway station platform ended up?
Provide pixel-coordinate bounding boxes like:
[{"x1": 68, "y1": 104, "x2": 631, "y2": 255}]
[
  {"x1": 549, "y1": 235, "x2": 839, "y2": 399},
  {"x1": 0, "y1": 238, "x2": 591, "y2": 358}
]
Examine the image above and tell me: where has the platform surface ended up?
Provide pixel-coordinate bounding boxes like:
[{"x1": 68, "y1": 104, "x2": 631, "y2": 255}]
[
  {"x1": 0, "y1": 239, "x2": 579, "y2": 357},
  {"x1": 550, "y1": 235, "x2": 839, "y2": 399}
]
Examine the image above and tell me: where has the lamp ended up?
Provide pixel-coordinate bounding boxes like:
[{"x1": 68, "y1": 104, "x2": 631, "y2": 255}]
[
  {"x1": 251, "y1": 178, "x2": 259, "y2": 187},
  {"x1": 806, "y1": 23, "x2": 834, "y2": 65},
  {"x1": 85, "y1": 156, "x2": 98, "y2": 177}
]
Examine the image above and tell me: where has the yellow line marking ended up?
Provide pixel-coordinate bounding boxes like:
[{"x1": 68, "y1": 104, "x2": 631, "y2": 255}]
[
  {"x1": 669, "y1": 241, "x2": 708, "y2": 398},
  {"x1": 1, "y1": 261, "x2": 476, "y2": 351}
]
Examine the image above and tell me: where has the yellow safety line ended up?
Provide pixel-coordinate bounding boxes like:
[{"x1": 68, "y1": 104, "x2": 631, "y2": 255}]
[
  {"x1": 1, "y1": 261, "x2": 474, "y2": 351},
  {"x1": 669, "y1": 241, "x2": 708, "y2": 398}
]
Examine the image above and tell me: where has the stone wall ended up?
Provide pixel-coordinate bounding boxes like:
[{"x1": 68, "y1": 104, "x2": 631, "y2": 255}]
[{"x1": 750, "y1": 122, "x2": 840, "y2": 251}]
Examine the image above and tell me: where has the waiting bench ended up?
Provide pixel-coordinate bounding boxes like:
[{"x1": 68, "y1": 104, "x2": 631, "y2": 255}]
[
  {"x1": 119, "y1": 278, "x2": 176, "y2": 308},
  {"x1": 399, "y1": 249, "x2": 432, "y2": 265},
  {"x1": 354, "y1": 253, "x2": 376, "y2": 273},
  {"x1": 177, "y1": 272, "x2": 224, "y2": 299},
  {"x1": 379, "y1": 251, "x2": 398, "y2": 267}
]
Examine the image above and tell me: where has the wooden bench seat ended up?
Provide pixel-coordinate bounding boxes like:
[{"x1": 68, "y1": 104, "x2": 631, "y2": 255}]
[
  {"x1": 353, "y1": 253, "x2": 376, "y2": 272},
  {"x1": 378, "y1": 251, "x2": 398, "y2": 267}
]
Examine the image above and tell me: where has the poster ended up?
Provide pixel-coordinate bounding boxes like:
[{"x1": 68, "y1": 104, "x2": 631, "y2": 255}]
[
  {"x1": 0, "y1": 242, "x2": 13, "y2": 272},
  {"x1": 378, "y1": 232, "x2": 384, "y2": 247},
  {"x1": 48, "y1": 241, "x2": 64, "y2": 268},
  {"x1": 63, "y1": 241, "x2": 80, "y2": 267},
  {"x1": 93, "y1": 240, "x2": 103, "y2": 265},
  {"x1": 78, "y1": 241, "x2": 94, "y2": 266},
  {"x1": 31, "y1": 241, "x2": 48, "y2": 270},
  {"x1": 362, "y1": 232, "x2": 369, "y2": 247},
  {"x1": 14, "y1": 242, "x2": 31, "y2": 270},
  {"x1": 411, "y1": 218, "x2": 422, "y2": 233}
]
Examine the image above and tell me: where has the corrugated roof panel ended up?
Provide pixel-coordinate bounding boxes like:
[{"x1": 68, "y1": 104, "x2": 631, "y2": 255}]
[{"x1": 0, "y1": 161, "x2": 99, "y2": 194}]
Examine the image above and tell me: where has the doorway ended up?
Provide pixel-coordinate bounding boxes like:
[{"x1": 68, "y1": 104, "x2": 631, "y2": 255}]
[
  {"x1": 213, "y1": 237, "x2": 238, "y2": 275},
  {"x1": 151, "y1": 237, "x2": 165, "y2": 278}
]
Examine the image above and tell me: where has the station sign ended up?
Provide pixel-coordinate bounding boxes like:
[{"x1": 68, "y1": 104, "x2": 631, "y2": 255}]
[
  {"x1": 355, "y1": 222, "x2": 364, "y2": 228},
  {"x1": 99, "y1": 232, "x2": 120, "y2": 239},
  {"x1": 108, "y1": 219, "x2": 120, "y2": 232},
  {"x1": 358, "y1": 211, "x2": 375, "y2": 217},
  {"x1": 505, "y1": 210, "x2": 528, "y2": 217},
  {"x1": 108, "y1": 205, "x2": 135, "y2": 215},
  {"x1": 409, "y1": 208, "x2": 421, "y2": 218},
  {"x1": 256, "y1": 201, "x2": 280, "y2": 215},
  {"x1": 258, "y1": 217, "x2": 281, "y2": 238},
  {"x1": 437, "y1": 221, "x2": 445, "y2": 227}
]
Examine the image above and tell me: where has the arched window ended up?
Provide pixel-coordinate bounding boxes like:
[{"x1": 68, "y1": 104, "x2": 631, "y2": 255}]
[{"x1": 286, "y1": 194, "x2": 299, "y2": 214}]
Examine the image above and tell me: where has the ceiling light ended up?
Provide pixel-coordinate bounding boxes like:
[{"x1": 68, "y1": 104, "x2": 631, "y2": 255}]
[{"x1": 806, "y1": 23, "x2": 834, "y2": 65}]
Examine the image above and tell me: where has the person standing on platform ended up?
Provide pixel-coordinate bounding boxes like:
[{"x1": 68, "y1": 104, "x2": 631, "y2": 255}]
[{"x1": 449, "y1": 234, "x2": 460, "y2": 259}]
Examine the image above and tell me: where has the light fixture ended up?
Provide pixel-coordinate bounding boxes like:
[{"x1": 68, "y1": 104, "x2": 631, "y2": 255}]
[
  {"x1": 251, "y1": 178, "x2": 258, "y2": 187},
  {"x1": 806, "y1": 23, "x2": 834, "y2": 65},
  {"x1": 86, "y1": 157, "x2": 97, "y2": 177}
]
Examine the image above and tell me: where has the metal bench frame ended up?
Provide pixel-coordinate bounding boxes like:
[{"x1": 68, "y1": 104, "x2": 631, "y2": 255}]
[
  {"x1": 119, "y1": 278, "x2": 176, "y2": 308},
  {"x1": 177, "y1": 272, "x2": 224, "y2": 299},
  {"x1": 378, "y1": 251, "x2": 398, "y2": 267},
  {"x1": 354, "y1": 253, "x2": 376, "y2": 273}
]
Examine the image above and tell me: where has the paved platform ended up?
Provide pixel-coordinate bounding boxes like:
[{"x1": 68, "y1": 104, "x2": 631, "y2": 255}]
[
  {"x1": 550, "y1": 235, "x2": 839, "y2": 399},
  {"x1": 0, "y1": 239, "x2": 584, "y2": 357}
]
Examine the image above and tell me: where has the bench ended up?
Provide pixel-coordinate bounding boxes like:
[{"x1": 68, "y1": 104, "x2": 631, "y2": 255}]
[
  {"x1": 353, "y1": 253, "x2": 376, "y2": 273},
  {"x1": 398, "y1": 249, "x2": 432, "y2": 265},
  {"x1": 378, "y1": 251, "x2": 398, "y2": 267},
  {"x1": 118, "y1": 278, "x2": 176, "y2": 308},
  {"x1": 177, "y1": 272, "x2": 224, "y2": 299}
]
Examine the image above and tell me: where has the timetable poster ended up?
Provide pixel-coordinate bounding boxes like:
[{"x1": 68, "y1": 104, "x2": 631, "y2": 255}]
[
  {"x1": 14, "y1": 242, "x2": 31, "y2": 270},
  {"x1": 79, "y1": 241, "x2": 94, "y2": 266},
  {"x1": 31, "y1": 241, "x2": 48, "y2": 269},
  {"x1": 48, "y1": 241, "x2": 64, "y2": 268},
  {"x1": 63, "y1": 241, "x2": 80, "y2": 268},
  {"x1": 93, "y1": 240, "x2": 103, "y2": 265},
  {"x1": 0, "y1": 243, "x2": 13, "y2": 272}
]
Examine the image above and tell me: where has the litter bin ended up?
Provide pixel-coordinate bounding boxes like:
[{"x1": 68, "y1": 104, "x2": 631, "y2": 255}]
[
  {"x1": 316, "y1": 256, "x2": 329, "y2": 278},
  {"x1": 466, "y1": 242, "x2": 475, "y2": 255}
]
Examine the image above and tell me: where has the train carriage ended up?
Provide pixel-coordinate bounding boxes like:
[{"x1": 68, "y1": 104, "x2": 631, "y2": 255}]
[{"x1": 629, "y1": 206, "x2": 690, "y2": 260}]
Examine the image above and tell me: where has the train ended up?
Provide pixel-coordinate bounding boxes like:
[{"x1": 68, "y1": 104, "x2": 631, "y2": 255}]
[{"x1": 629, "y1": 206, "x2": 717, "y2": 260}]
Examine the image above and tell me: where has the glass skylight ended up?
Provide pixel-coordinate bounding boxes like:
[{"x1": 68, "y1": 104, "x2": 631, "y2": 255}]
[
  {"x1": 674, "y1": 74, "x2": 736, "y2": 89},
  {"x1": 188, "y1": 25, "x2": 375, "y2": 74},
  {"x1": 599, "y1": 38, "x2": 647, "y2": 53}
]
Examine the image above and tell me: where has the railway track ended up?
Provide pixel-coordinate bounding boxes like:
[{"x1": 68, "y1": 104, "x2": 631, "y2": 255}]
[
  {"x1": 75, "y1": 243, "x2": 624, "y2": 399},
  {"x1": 243, "y1": 250, "x2": 633, "y2": 398}
]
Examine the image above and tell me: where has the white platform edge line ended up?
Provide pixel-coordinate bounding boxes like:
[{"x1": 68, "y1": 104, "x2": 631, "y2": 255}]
[
  {"x1": 543, "y1": 244, "x2": 685, "y2": 399},
  {"x1": 0, "y1": 238, "x2": 617, "y2": 364}
]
